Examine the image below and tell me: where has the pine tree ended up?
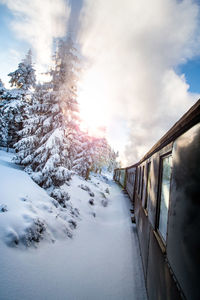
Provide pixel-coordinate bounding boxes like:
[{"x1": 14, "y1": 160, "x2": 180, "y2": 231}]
[
  {"x1": 14, "y1": 38, "x2": 81, "y2": 206},
  {"x1": 0, "y1": 79, "x2": 6, "y2": 100},
  {"x1": 8, "y1": 49, "x2": 36, "y2": 97},
  {"x1": 52, "y1": 37, "x2": 80, "y2": 168},
  {"x1": 107, "y1": 149, "x2": 119, "y2": 172},
  {"x1": 0, "y1": 50, "x2": 35, "y2": 151},
  {"x1": 0, "y1": 80, "x2": 30, "y2": 150},
  {"x1": 15, "y1": 81, "x2": 73, "y2": 191},
  {"x1": 72, "y1": 132, "x2": 95, "y2": 179},
  {"x1": 72, "y1": 134, "x2": 115, "y2": 179},
  {"x1": 0, "y1": 97, "x2": 28, "y2": 150}
]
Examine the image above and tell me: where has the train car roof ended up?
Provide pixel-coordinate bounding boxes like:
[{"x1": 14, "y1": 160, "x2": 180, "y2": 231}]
[
  {"x1": 114, "y1": 99, "x2": 200, "y2": 171},
  {"x1": 139, "y1": 98, "x2": 200, "y2": 164}
]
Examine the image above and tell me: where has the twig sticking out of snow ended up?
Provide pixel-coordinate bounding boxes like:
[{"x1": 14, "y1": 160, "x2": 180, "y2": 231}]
[
  {"x1": 88, "y1": 199, "x2": 94, "y2": 206},
  {"x1": 0, "y1": 204, "x2": 8, "y2": 212}
]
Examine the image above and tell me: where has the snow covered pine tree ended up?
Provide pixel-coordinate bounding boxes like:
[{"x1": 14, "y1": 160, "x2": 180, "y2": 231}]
[
  {"x1": 72, "y1": 132, "x2": 96, "y2": 180},
  {"x1": 0, "y1": 79, "x2": 6, "y2": 100},
  {"x1": 8, "y1": 49, "x2": 36, "y2": 98},
  {"x1": 15, "y1": 38, "x2": 80, "y2": 207},
  {"x1": 0, "y1": 51, "x2": 36, "y2": 150},
  {"x1": 73, "y1": 134, "x2": 117, "y2": 180}
]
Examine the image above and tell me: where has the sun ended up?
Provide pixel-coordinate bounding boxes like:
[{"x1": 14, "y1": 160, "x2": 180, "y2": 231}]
[{"x1": 77, "y1": 67, "x2": 109, "y2": 137}]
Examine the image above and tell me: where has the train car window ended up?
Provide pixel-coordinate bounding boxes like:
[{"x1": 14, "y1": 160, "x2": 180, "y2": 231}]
[
  {"x1": 120, "y1": 169, "x2": 126, "y2": 186},
  {"x1": 130, "y1": 171, "x2": 132, "y2": 184},
  {"x1": 140, "y1": 166, "x2": 145, "y2": 199},
  {"x1": 137, "y1": 167, "x2": 141, "y2": 193},
  {"x1": 158, "y1": 154, "x2": 172, "y2": 242},
  {"x1": 132, "y1": 171, "x2": 135, "y2": 185},
  {"x1": 144, "y1": 162, "x2": 151, "y2": 210}
]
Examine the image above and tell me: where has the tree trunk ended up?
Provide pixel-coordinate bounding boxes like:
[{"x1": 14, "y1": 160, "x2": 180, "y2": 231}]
[{"x1": 85, "y1": 168, "x2": 90, "y2": 180}]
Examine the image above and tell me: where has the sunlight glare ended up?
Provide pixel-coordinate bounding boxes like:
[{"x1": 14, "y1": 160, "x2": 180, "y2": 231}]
[{"x1": 78, "y1": 67, "x2": 109, "y2": 137}]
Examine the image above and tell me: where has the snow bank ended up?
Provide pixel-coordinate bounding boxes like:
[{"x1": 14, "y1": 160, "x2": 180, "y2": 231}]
[{"x1": 0, "y1": 150, "x2": 112, "y2": 248}]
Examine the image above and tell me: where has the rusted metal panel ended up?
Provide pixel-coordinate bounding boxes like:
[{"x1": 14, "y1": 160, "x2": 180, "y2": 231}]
[
  {"x1": 167, "y1": 123, "x2": 200, "y2": 300},
  {"x1": 147, "y1": 230, "x2": 181, "y2": 300}
]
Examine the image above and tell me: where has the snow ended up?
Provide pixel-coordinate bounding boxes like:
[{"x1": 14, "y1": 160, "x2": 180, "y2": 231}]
[{"x1": 0, "y1": 149, "x2": 147, "y2": 300}]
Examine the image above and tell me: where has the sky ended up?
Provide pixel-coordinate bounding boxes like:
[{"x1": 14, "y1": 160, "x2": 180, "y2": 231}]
[{"x1": 0, "y1": 0, "x2": 200, "y2": 166}]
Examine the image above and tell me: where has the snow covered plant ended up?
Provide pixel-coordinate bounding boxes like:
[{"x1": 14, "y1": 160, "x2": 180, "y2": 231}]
[
  {"x1": 0, "y1": 96, "x2": 28, "y2": 150},
  {"x1": 0, "y1": 78, "x2": 6, "y2": 99},
  {"x1": 0, "y1": 50, "x2": 36, "y2": 151},
  {"x1": 14, "y1": 38, "x2": 81, "y2": 206},
  {"x1": 8, "y1": 49, "x2": 36, "y2": 93}
]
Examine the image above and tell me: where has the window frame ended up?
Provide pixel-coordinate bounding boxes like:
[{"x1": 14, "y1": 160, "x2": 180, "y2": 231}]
[
  {"x1": 137, "y1": 166, "x2": 141, "y2": 194},
  {"x1": 156, "y1": 152, "x2": 173, "y2": 245},
  {"x1": 140, "y1": 165, "x2": 145, "y2": 200},
  {"x1": 144, "y1": 161, "x2": 151, "y2": 212}
]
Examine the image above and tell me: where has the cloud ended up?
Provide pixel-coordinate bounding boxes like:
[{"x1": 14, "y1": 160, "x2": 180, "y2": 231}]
[
  {"x1": 1, "y1": 0, "x2": 71, "y2": 69},
  {"x1": 78, "y1": 0, "x2": 200, "y2": 165}
]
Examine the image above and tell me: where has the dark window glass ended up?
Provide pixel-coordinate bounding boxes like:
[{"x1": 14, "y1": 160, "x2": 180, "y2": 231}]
[
  {"x1": 137, "y1": 167, "x2": 141, "y2": 193},
  {"x1": 132, "y1": 171, "x2": 135, "y2": 185},
  {"x1": 141, "y1": 166, "x2": 145, "y2": 200},
  {"x1": 144, "y1": 162, "x2": 151, "y2": 210},
  {"x1": 158, "y1": 155, "x2": 172, "y2": 242}
]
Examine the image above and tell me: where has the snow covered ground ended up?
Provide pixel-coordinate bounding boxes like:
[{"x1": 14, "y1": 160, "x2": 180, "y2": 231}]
[{"x1": 0, "y1": 149, "x2": 147, "y2": 300}]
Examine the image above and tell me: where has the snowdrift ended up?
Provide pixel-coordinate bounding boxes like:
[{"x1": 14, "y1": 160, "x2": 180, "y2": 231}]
[{"x1": 0, "y1": 150, "x2": 111, "y2": 248}]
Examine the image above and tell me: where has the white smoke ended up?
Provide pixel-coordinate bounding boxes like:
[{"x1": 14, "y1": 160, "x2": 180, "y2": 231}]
[
  {"x1": 78, "y1": 0, "x2": 200, "y2": 165},
  {"x1": 1, "y1": 0, "x2": 71, "y2": 70}
]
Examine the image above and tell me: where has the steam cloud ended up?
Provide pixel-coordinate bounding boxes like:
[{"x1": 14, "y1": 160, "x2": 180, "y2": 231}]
[
  {"x1": 78, "y1": 0, "x2": 200, "y2": 165},
  {"x1": 1, "y1": 0, "x2": 71, "y2": 70},
  {"x1": 2, "y1": 0, "x2": 200, "y2": 165}
]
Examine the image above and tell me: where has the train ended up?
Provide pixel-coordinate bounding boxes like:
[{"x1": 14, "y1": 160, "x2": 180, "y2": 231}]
[{"x1": 114, "y1": 99, "x2": 200, "y2": 300}]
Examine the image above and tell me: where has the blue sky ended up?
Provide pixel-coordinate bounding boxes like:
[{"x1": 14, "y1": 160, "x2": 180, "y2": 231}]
[
  {"x1": 0, "y1": 4, "x2": 29, "y2": 85},
  {"x1": 178, "y1": 58, "x2": 200, "y2": 93}
]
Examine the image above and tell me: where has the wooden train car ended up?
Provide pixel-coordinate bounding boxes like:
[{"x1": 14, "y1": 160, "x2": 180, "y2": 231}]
[{"x1": 114, "y1": 99, "x2": 200, "y2": 300}]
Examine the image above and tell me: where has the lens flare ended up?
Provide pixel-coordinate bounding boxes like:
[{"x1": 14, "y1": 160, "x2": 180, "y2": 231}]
[{"x1": 78, "y1": 67, "x2": 109, "y2": 137}]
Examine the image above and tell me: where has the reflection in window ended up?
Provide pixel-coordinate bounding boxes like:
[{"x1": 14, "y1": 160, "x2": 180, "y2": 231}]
[
  {"x1": 130, "y1": 171, "x2": 135, "y2": 185},
  {"x1": 137, "y1": 167, "x2": 141, "y2": 193},
  {"x1": 120, "y1": 169, "x2": 125, "y2": 186},
  {"x1": 141, "y1": 166, "x2": 145, "y2": 200},
  {"x1": 158, "y1": 155, "x2": 172, "y2": 242},
  {"x1": 144, "y1": 162, "x2": 151, "y2": 210}
]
